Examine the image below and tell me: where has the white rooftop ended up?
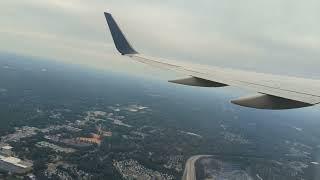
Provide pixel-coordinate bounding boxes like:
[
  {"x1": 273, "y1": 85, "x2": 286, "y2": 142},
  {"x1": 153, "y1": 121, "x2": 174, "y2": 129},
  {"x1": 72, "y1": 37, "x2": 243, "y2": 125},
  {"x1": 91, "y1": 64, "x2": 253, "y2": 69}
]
[
  {"x1": 0, "y1": 155, "x2": 31, "y2": 168},
  {"x1": 1, "y1": 145, "x2": 13, "y2": 150}
]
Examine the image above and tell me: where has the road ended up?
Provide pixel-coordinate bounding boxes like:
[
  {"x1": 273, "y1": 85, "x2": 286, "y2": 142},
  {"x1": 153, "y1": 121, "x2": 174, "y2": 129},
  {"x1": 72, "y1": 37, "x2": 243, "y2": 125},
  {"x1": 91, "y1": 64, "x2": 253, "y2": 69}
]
[{"x1": 181, "y1": 155, "x2": 212, "y2": 180}]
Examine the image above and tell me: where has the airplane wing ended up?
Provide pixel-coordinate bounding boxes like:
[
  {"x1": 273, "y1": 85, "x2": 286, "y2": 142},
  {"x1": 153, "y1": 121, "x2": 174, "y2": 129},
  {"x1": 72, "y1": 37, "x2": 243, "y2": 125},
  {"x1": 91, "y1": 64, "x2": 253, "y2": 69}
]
[{"x1": 104, "y1": 12, "x2": 320, "y2": 110}]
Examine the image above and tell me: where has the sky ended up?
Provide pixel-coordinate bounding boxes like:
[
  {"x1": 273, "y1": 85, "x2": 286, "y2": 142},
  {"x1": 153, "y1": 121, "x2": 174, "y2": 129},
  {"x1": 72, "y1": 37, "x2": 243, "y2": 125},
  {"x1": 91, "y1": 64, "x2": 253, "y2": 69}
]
[{"x1": 1, "y1": 0, "x2": 320, "y2": 78}]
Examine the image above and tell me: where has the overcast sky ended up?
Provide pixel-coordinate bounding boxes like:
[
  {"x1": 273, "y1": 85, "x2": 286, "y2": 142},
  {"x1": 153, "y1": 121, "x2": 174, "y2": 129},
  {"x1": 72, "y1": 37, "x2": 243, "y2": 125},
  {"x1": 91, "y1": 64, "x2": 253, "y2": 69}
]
[{"x1": 1, "y1": 0, "x2": 319, "y2": 77}]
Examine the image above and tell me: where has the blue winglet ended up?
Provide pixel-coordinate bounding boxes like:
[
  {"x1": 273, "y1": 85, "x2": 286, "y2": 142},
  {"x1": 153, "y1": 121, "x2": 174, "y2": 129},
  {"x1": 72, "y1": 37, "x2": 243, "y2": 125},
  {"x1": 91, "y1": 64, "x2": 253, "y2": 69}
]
[{"x1": 104, "y1": 12, "x2": 138, "y2": 55}]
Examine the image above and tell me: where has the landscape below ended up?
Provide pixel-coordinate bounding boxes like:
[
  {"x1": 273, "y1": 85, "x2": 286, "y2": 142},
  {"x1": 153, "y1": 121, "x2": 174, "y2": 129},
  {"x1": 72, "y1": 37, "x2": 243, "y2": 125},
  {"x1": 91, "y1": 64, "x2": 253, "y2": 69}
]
[{"x1": 0, "y1": 53, "x2": 319, "y2": 179}]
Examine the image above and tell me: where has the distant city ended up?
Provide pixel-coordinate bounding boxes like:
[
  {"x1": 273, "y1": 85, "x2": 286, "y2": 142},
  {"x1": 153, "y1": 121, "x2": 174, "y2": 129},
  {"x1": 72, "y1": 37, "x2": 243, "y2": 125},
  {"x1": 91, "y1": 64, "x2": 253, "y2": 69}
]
[{"x1": 0, "y1": 104, "x2": 191, "y2": 179}]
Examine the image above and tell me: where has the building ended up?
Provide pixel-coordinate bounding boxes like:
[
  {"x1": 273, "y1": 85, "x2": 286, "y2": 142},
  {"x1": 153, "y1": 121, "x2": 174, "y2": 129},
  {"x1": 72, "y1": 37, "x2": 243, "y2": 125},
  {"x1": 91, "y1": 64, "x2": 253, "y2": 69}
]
[
  {"x1": 77, "y1": 137, "x2": 101, "y2": 145},
  {"x1": 0, "y1": 145, "x2": 13, "y2": 156},
  {"x1": 103, "y1": 131, "x2": 112, "y2": 137},
  {"x1": 0, "y1": 155, "x2": 33, "y2": 174},
  {"x1": 0, "y1": 144, "x2": 33, "y2": 174}
]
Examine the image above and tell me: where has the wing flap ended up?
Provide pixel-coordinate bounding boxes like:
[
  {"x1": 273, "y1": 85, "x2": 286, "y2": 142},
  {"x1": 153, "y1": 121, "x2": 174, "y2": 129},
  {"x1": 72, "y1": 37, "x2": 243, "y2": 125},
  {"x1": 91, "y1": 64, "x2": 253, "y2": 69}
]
[
  {"x1": 169, "y1": 77, "x2": 227, "y2": 87},
  {"x1": 231, "y1": 94, "x2": 313, "y2": 110}
]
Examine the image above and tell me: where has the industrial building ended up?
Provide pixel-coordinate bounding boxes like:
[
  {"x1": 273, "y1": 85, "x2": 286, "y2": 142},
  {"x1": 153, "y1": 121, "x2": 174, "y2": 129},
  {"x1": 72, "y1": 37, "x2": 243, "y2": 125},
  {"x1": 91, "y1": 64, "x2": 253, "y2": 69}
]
[
  {"x1": 0, "y1": 155, "x2": 32, "y2": 174},
  {"x1": 0, "y1": 145, "x2": 33, "y2": 174}
]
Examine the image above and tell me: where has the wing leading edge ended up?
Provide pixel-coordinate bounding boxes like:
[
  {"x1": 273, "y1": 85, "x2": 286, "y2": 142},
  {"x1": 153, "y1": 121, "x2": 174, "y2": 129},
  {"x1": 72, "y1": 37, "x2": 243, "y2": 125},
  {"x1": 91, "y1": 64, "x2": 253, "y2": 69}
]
[{"x1": 104, "y1": 12, "x2": 320, "y2": 110}]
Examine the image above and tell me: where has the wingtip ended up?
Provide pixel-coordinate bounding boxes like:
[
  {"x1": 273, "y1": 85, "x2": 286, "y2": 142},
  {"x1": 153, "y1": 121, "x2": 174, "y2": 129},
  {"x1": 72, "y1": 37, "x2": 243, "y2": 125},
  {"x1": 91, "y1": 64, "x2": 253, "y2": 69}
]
[
  {"x1": 104, "y1": 12, "x2": 138, "y2": 55},
  {"x1": 104, "y1": 12, "x2": 112, "y2": 18}
]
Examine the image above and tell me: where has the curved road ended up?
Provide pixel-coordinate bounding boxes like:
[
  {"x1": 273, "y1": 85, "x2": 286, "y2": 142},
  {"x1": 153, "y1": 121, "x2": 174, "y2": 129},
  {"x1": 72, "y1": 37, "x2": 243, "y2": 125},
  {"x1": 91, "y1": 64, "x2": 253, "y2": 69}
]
[{"x1": 182, "y1": 155, "x2": 212, "y2": 180}]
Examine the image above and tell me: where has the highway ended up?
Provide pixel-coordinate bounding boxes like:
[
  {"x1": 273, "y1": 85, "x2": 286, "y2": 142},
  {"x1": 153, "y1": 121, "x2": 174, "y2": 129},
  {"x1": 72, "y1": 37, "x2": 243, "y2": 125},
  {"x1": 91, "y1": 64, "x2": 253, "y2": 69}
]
[{"x1": 182, "y1": 155, "x2": 212, "y2": 180}]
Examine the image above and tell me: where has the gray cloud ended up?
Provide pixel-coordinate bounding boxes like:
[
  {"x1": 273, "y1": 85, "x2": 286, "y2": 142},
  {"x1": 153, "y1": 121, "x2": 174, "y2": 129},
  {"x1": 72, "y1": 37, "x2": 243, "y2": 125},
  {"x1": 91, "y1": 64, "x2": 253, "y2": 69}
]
[{"x1": 0, "y1": 0, "x2": 319, "y2": 77}]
